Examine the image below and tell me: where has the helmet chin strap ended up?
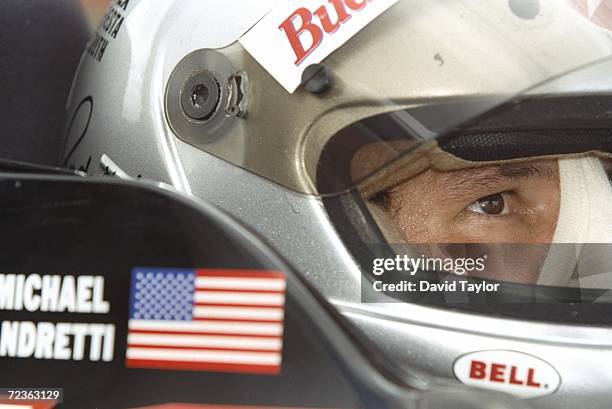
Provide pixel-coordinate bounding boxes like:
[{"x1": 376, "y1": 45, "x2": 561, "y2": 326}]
[{"x1": 538, "y1": 156, "x2": 612, "y2": 288}]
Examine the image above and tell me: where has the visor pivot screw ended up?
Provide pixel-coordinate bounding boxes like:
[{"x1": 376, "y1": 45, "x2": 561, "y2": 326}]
[
  {"x1": 180, "y1": 71, "x2": 221, "y2": 122},
  {"x1": 301, "y1": 64, "x2": 332, "y2": 95}
]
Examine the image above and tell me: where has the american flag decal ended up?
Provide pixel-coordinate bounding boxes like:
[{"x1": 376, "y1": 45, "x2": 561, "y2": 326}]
[{"x1": 126, "y1": 268, "x2": 286, "y2": 375}]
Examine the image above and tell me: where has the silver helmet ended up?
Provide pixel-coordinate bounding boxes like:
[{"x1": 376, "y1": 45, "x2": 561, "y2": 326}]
[{"x1": 63, "y1": 0, "x2": 612, "y2": 406}]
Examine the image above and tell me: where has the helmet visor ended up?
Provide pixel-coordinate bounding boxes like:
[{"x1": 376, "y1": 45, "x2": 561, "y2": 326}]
[{"x1": 170, "y1": 0, "x2": 612, "y2": 195}]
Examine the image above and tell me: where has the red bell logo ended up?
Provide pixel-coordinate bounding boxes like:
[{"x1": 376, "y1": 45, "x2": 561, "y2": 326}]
[
  {"x1": 469, "y1": 360, "x2": 542, "y2": 388},
  {"x1": 453, "y1": 350, "x2": 561, "y2": 399},
  {"x1": 279, "y1": 0, "x2": 373, "y2": 65}
]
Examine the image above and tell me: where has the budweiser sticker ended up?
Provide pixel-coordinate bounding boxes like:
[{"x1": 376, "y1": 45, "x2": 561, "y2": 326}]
[{"x1": 240, "y1": 0, "x2": 399, "y2": 93}]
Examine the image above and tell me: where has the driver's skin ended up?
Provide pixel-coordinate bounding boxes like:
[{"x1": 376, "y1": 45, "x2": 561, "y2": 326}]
[{"x1": 373, "y1": 157, "x2": 611, "y2": 284}]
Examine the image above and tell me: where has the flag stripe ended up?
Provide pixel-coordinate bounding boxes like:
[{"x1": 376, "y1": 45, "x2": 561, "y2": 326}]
[
  {"x1": 128, "y1": 329, "x2": 280, "y2": 338},
  {"x1": 193, "y1": 291, "x2": 284, "y2": 306},
  {"x1": 128, "y1": 320, "x2": 283, "y2": 336},
  {"x1": 192, "y1": 306, "x2": 284, "y2": 321},
  {"x1": 126, "y1": 359, "x2": 281, "y2": 374},
  {"x1": 126, "y1": 347, "x2": 281, "y2": 365},
  {"x1": 196, "y1": 269, "x2": 285, "y2": 279},
  {"x1": 194, "y1": 288, "x2": 284, "y2": 294},
  {"x1": 127, "y1": 333, "x2": 281, "y2": 350},
  {"x1": 193, "y1": 302, "x2": 283, "y2": 309},
  {"x1": 127, "y1": 344, "x2": 280, "y2": 353},
  {"x1": 195, "y1": 277, "x2": 286, "y2": 291},
  {"x1": 192, "y1": 318, "x2": 281, "y2": 324}
]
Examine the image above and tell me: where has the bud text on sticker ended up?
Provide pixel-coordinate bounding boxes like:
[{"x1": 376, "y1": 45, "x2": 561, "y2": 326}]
[
  {"x1": 280, "y1": 0, "x2": 379, "y2": 65},
  {"x1": 240, "y1": 0, "x2": 399, "y2": 92}
]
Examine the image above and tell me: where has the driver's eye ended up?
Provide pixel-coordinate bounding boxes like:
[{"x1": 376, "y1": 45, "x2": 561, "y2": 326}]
[{"x1": 468, "y1": 193, "x2": 508, "y2": 215}]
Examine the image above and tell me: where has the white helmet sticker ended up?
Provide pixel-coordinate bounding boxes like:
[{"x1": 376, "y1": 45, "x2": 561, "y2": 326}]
[{"x1": 240, "y1": 0, "x2": 399, "y2": 93}]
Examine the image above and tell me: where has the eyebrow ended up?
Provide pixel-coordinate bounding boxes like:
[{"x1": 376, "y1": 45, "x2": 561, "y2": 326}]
[{"x1": 437, "y1": 162, "x2": 556, "y2": 202}]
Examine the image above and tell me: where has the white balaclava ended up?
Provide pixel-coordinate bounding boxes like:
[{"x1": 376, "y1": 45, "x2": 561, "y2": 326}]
[{"x1": 538, "y1": 156, "x2": 612, "y2": 288}]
